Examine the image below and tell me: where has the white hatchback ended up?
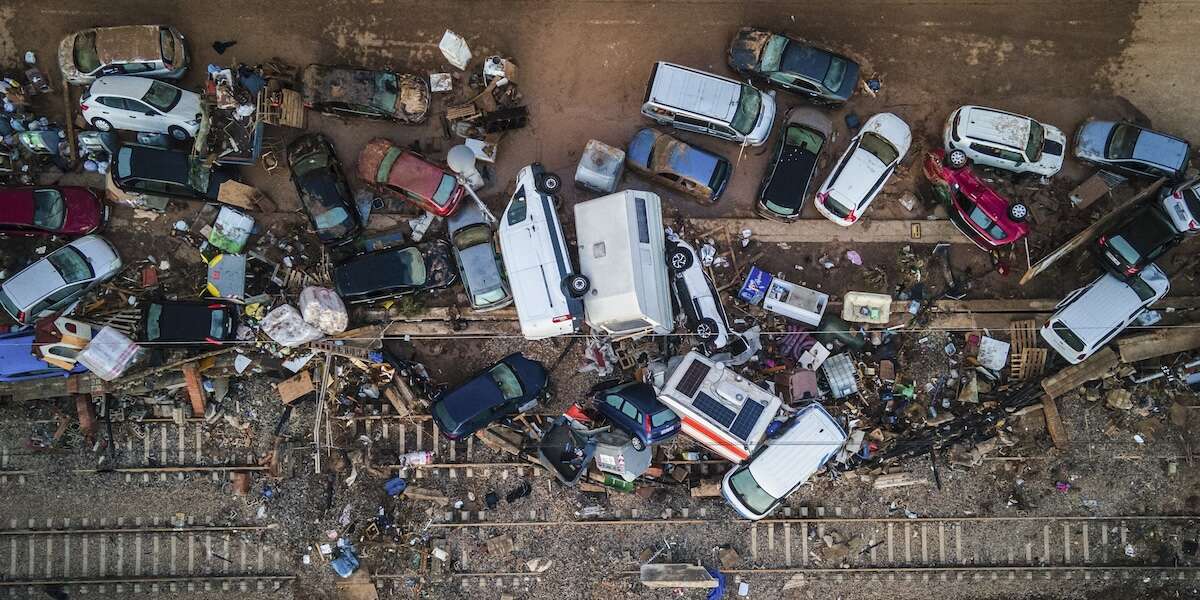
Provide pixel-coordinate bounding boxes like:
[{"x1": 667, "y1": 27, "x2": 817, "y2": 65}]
[
  {"x1": 81, "y1": 76, "x2": 202, "y2": 141},
  {"x1": 1040, "y1": 263, "x2": 1169, "y2": 364},
  {"x1": 814, "y1": 112, "x2": 911, "y2": 226},
  {"x1": 943, "y1": 105, "x2": 1066, "y2": 177},
  {"x1": 0, "y1": 235, "x2": 122, "y2": 324}
]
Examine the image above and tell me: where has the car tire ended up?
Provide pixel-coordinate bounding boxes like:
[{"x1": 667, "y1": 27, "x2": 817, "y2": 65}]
[
  {"x1": 91, "y1": 118, "x2": 113, "y2": 132},
  {"x1": 563, "y1": 273, "x2": 590, "y2": 298},
  {"x1": 668, "y1": 247, "x2": 693, "y2": 272},
  {"x1": 168, "y1": 126, "x2": 191, "y2": 141},
  {"x1": 537, "y1": 173, "x2": 562, "y2": 195},
  {"x1": 631, "y1": 436, "x2": 646, "y2": 451},
  {"x1": 694, "y1": 318, "x2": 718, "y2": 341},
  {"x1": 946, "y1": 149, "x2": 969, "y2": 170},
  {"x1": 1008, "y1": 202, "x2": 1029, "y2": 222}
]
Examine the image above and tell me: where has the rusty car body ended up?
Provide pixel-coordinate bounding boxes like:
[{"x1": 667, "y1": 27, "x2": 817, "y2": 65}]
[{"x1": 301, "y1": 65, "x2": 429, "y2": 123}]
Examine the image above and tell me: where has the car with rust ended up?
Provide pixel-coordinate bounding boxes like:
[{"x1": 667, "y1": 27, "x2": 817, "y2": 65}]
[
  {"x1": 727, "y1": 27, "x2": 860, "y2": 105},
  {"x1": 1092, "y1": 204, "x2": 1182, "y2": 280},
  {"x1": 356, "y1": 138, "x2": 466, "y2": 217},
  {"x1": 626, "y1": 128, "x2": 731, "y2": 204},
  {"x1": 944, "y1": 105, "x2": 1066, "y2": 178},
  {"x1": 1074, "y1": 120, "x2": 1191, "y2": 181},
  {"x1": 58, "y1": 25, "x2": 188, "y2": 85},
  {"x1": 814, "y1": 112, "x2": 911, "y2": 226},
  {"x1": 286, "y1": 134, "x2": 361, "y2": 246},
  {"x1": 756, "y1": 107, "x2": 832, "y2": 221},
  {"x1": 923, "y1": 149, "x2": 1030, "y2": 253},
  {"x1": 301, "y1": 65, "x2": 430, "y2": 123},
  {"x1": 332, "y1": 239, "x2": 456, "y2": 304},
  {"x1": 0, "y1": 186, "x2": 107, "y2": 237}
]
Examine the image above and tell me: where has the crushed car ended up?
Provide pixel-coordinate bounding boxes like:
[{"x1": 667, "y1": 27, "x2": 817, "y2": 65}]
[
  {"x1": 302, "y1": 64, "x2": 430, "y2": 123},
  {"x1": 58, "y1": 25, "x2": 187, "y2": 85},
  {"x1": 923, "y1": 148, "x2": 1030, "y2": 271},
  {"x1": 625, "y1": 128, "x2": 731, "y2": 204},
  {"x1": 356, "y1": 138, "x2": 466, "y2": 217}
]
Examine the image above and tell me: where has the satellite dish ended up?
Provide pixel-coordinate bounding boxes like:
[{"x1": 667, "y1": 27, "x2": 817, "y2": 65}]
[{"x1": 447, "y1": 144, "x2": 484, "y2": 190}]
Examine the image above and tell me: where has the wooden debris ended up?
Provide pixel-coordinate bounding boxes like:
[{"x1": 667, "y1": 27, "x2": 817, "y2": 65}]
[
  {"x1": 525, "y1": 558, "x2": 553, "y2": 573},
  {"x1": 276, "y1": 371, "x2": 315, "y2": 405},
  {"x1": 75, "y1": 394, "x2": 96, "y2": 439},
  {"x1": 1117, "y1": 326, "x2": 1200, "y2": 363},
  {"x1": 1041, "y1": 395, "x2": 1069, "y2": 449},
  {"x1": 402, "y1": 487, "x2": 449, "y2": 506},
  {"x1": 1040, "y1": 347, "x2": 1118, "y2": 399},
  {"x1": 872, "y1": 471, "x2": 929, "y2": 489},
  {"x1": 181, "y1": 364, "x2": 207, "y2": 417},
  {"x1": 689, "y1": 481, "x2": 721, "y2": 498},
  {"x1": 230, "y1": 471, "x2": 252, "y2": 495},
  {"x1": 486, "y1": 534, "x2": 515, "y2": 556},
  {"x1": 640, "y1": 564, "x2": 719, "y2": 589},
  {"x1": 383, "y1": 386, "x2": 412, "y2": 418},
  {"x1": 475, "y1": 426, "x2": 525, "y2": 456}
]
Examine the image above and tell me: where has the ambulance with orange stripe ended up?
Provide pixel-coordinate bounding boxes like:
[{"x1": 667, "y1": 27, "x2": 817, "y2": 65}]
[{"x1": 657, "y1": 351, "x2": 783, "y2": 463}]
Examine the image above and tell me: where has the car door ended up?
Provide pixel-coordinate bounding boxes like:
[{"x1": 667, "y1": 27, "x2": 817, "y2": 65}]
[
  {"x1": 95, "y1": 96, "x2": 135, "y2": 129},
  {"x1": 122, "y1": 98, "x2": 166, "y2": 132},
  {"x1": 619, "y1": 399, "x2": 643, "y2": 432}
]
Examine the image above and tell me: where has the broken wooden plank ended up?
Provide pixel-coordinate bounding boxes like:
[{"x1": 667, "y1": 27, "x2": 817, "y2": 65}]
[
  {"x1": 1117, "y1": 326, "x2": 1200, "y2": 364},
  {"x1": 689, "y1": 481, "x2": 722, "y2": 498},
  {"x1": 1041, "y1": 395, "x2": 1069, "y2": 449},
  {"x1": 181, "y1": 364, "x2": 207, "y2": 417},
  {"x1": 691, "y1": 218, "x2": 970, "y2": 245},
  {"x1": 872, "y1": 472, "x2": 930, "y2": 490},
  {"x1": 276, "y1": 371, "x2": 315, "y2": 405},
  {"x1": 383, "y1": 386, "x2": 412, "y2": 418},
  {"x1": 1040, "y1": 347, "x2": 1119, "y2": 399},
  {"x1": 640, "y1": 564, "x2": 719, "y2": 589},
  {"x1": 402, "y1": 487, "x2": 449, "y2": 506},
  {"x1": 475, "y1": 426, "x2": 525, "y2": 456}
]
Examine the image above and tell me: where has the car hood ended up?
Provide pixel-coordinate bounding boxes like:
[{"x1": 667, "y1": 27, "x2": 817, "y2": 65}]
[
  {"x1": 57, "y1": 34, "x2": 85, "y2": 81},
  {"x1": 168, "y1": 89, "x2": 204, "y2": 123},
  {"x1": 1134, "y1": 131, "x2": 1190, "y2": 171},
  {"x1": 457, "y1": 239, "x2": 504, "y2": 296},
  {"x1": 62, "y1": 188, "x2": 105, "y2": 233},
  {"x1": 1074, "y1": 120, "x2": 1113, "y2": 161},
  {"x1": 728, "y1": 28, "x2": 771, "y2": 71}
]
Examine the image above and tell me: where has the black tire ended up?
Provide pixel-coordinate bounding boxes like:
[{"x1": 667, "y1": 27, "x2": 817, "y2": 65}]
[
  {"x1": 631, "y1": 436, "x2": 646, "y2": 452},
  {"x1": 668, "y1": 247, "x2": 693, "y2": 272},
  {"x1": 91, "y1": 118, "x2": 113, "y2": 132},
  {"x1": 563, "y1": 273, "x2": 590, "y2": 298},
  {"x1": 945, "y1": 149, "x2": 968, "y2": 170},
  {"x1": 694, "y1": 318, "x2": 718, "y2": 341},
  {"x1": 537, "y1": 173, "x2": 562, "y2": 195},
  {"x1": 168, "y1": 126, "x2": 191, "y2": 141},
  {"x1": 1008, "y1": 202, "x2": 1029, "y2": 222}
]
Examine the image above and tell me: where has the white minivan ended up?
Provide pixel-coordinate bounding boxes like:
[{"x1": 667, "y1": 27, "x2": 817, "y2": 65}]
[
  {"x1": 721, "y1": 402, "x2": 846, "y2": 520},
  {"x1": 1040, "y1": 263, "x2": 1169, "y2": 364},
  {"x1": 574, "y1": 190, "x2": 673, "y2": 339},
  {"x1": 641, "y1": 62, "x2": 776, "y2": 147},
  {"x1": 498, "y1": 164, "x2": 589, "y2": 340}
]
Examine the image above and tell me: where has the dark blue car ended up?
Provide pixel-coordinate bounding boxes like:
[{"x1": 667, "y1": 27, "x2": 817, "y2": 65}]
[
  {"x1": 592, "y1": 380, "x2": 680, "y2": 450},
  {"x1": 0, "y1": 330, "x2": 87, "y2": 382},
  {"x1": 431, "y1": 353, "x2": 548, "y2": 440}
]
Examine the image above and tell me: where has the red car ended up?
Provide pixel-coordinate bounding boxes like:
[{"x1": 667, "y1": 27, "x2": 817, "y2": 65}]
[
  {"x1": 924, "y1": 149, "x2": 1030, "y2": 252},
  {"x1": 0, "y1": 186, "x2": 106, "y2": 237},
  {"x1": 356, "y1": 139, "x2": 466, "y2": 217}
]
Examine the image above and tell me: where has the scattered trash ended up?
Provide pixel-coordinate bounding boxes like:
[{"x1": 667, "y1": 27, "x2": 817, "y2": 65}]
[
  {"x1": 846, "y1": 250, "x2": 863, "y2": 265},
  {"x1": 439, "y1": 30, "x2": 472, "y2": 69}
]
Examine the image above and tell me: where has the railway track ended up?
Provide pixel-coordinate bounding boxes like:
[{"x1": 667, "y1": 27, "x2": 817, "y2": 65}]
[{"x1": 0, "y1": 517, "x2": 293, "y2": 595}]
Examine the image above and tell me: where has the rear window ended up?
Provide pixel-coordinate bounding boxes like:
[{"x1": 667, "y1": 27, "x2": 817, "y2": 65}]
[
  {"x1": 74, "y1": 32, "x2": 100, "y2": 73},
  {"x1": 146, "y1": 303, "x2": 163, "y2": 340},
  {"x1": 1129, "y1": 276, "x2": 1156, "y2": 302},
  {"x1": 159, "y1": 28, "x2": 175, "y2": 65},
  {"x1": 48, "y1": 247, "x2": 92, "y2": 284},
  {"x1": 32, "y1": 189, "x2": 66, "y2": 230},
  {"x1": 1106, "y1": 235, "x2": 1142, "y2": 265},
  {"x1": 1051, "y1": 320, "x2": 1086, "y2": 352},
  {"x1": 209, "y1": 309, "x2": 226, "y2": 338},
  {"x1": 650, "y1": 407, "x2": 677, "y2": 427},
  {"x1": 116, "y1": 146, "x2": 133, "y2": 179},
  {"x1": 489, "y1": 363, "x2": 523, "y2": 400},
  {"x1": 1025, "y1": 120, "x2": 1045, "y2": 161},
  {"x1": 635, "y1": 196, "x2": 650, "y2": 243},
  {"x1": 823, "y1": 57, "x2": 848, "y2": 91},
  {"x1": 1182, "y1": 188, "x2": 1200, "y2": 218}
]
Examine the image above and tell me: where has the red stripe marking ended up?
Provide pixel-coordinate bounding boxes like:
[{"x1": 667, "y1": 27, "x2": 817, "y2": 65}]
[{"x1": 680, "y1": 415, "x2": 749, "y2": 461}]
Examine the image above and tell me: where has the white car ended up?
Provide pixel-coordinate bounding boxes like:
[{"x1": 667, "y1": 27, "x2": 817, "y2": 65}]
[
  {"x1": 1040, "y1": 263, "x2": 1169, "y2": 364},
  {"x1": 80, "y1": 76, "x2": 202, "y2": 141},
  {"x1": 0, "y1": 235, "x2": 122, "y2": 324},
  {"x1": 497, "y1": 164, "x2": 588, "y2": 340},
  {"x1": 943, "y1": 105, "x2": 1066, "y2": 177},
  {"x1": 1159, "y1": 178, "x2": 1200, "y2": 234},
  {"x1": 665, "y1": 231, "x2": 731, "y2": 349},
  {"x1": 814, "y1": 113, "x2": 911, "y2": 226}
]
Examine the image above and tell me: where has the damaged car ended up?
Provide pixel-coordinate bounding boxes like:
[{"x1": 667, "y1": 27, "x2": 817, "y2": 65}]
[
  {"x1": 0, "y1": 186, "x2": 107, "y2": 237},
  {"x1": 140, "y1": 300, "x2": 239, "y2": 346},
  {"x1": 431, "y1": 353, "x2": 548, "y2": 440},
  {"x1": 1092, "y1": 204, "x2": 1182, "y2": 280},
  {"x1": 756, "y1": 107, "x2": 833, "y2": 221},
  {"x1": 625, "y1": 128, "x2": 731, "y2": 204},
  {"x1": 333, "y1": 239, "x2": 456, "y2": 304},
  {"x1": 590, "y1": 380, "x2": 680, "y2": 450},
  {"x1": 301, "y1": 65, "x2": 430, "y2": 123},
  {"x1": 356, "y1": 138, "x2": 466, "y2": 217},
  {"x1": 0, "y1": 235, "x2": 122, "y2": 325},
  {"x1": 111, "y1": 143, "x2": 235, "y2": 203},
  {"x1": 727, "y1": 27, "x2": 860, "y2": 105},
  {"x1": 814, "y1": 112, "x2": 911, "y2": 226},
  {"x1": 447, "y1": 201, "x2": 512, "y2": 312},
  {"x1": 666, "y1": 231, "x2": 732, "y2": 349},
  {"x1": 58, "y1": 25, "x2": 188, "y2": 85},
  {"x1": 1159, "y1": 178, "x2": 1200, "y2": 234},
  {"x1": 923, "y1": 149, "x2": 1030, "y2": 254},
  {"x1": 1074, "y1": 120, "x2": 1191, "y2": 181},
  {"x1": 286, "y1": 134, "x2": 361, "y2": 246},
  {"x1": 943, "y1": 105, "x2": 1065, "y2": 178}
]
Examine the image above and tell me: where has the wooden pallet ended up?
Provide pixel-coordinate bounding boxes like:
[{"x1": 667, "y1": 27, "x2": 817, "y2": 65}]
[
  {"x1": 1008, "y1": 319, "x2": 1039, "y2": 352},
  {"x1": 1010, "y1": 348, "x2": 1048, "y2": 381}
]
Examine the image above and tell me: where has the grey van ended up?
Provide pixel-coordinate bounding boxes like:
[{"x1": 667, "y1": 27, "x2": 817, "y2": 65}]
[{"x1": 641, "y1": 62, "x2": 776, "y2": 147}]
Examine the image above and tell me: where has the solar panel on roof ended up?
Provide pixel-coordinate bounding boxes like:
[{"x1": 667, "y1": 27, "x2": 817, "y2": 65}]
[
  {"x1": 675, "y1": 359, "x2": 710, "y2": 398},
  {"x1": 692, "y1": 391, "x2": 736, "y2": 428},
  {"x1": 729, "y1": 399, "x2": 766, "y2": 441}
]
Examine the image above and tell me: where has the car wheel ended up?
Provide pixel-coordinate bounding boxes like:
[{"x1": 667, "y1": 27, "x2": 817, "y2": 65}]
[
  {"x1": 537, "y1": 173, "x2": 562, "y2": 195},
  {"x1": 91, "y1": 118, "x2": 113, "y2": 132},
  {"x1": 669, "y1": 247, "x2": 693, "y2": 272},
  {"x1": 631, "y1": 436, "x2": 646, "y2": 452},
  {"x1": 946, "y1": 149, "x2": 969, "y2": 170},
  {"x1": 168, "y1": 126, "x2": 191, "y2": 141},
  {"x1": 694, "y1": 318, "x2": 718, "y2": 341},
  {"x1": 563, "y1": 273, "x2": 590, "y2": 298},
  {"x1": 1008, "y1": 202, "x2": 1029, "y2": 222}
]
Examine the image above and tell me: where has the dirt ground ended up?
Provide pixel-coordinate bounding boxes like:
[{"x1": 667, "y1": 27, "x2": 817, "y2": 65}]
[{"x1": 3, "y1": 1, "x2": 1200, "y2": 599}]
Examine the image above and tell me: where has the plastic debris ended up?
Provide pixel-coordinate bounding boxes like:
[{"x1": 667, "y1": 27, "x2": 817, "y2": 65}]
[
  {"x1": 846, "y1": 250, "x2": 863, "y2": 265},
  {"x1": 261, "y1": 305, "x2": 323, "y2": 347},
  {"x1": 699, "y1": 243, "x2": 717, "y2": 267},
  {"x1": 439, "y1": 30, "x2": 472, "y2": 70},
  {"x1": 298, "y1": 286, "x2": 348, "y2": 335}
]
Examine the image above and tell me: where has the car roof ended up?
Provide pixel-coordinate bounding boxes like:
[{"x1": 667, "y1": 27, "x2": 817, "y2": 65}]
[
  {"x1": 827, "y1": 139, "x2": 888, "y2": 205},
  {"x1": 89, "y1": 75, "x2": 155, "y2": 97},
  {"x1": 118, "y1": 144, "x2": 190, "y2": 182},
  {"x1": 146, "y1": 301, "x2": 228, "y2": 341},
  {"x1": 0, "y1": 187, "x2": 35, "y2": 225},
  {"x1": 649, "y1": 132, "x2": 725, "y2": 182},
  {"x1": 1056, "y1": 264, "x2": 1169, "y2": 341},
  {"x1": 747, "y1": 403, "x2": 846, "y2": 498},
  {"x1": 335, "y1": 246, "x2": 423, "y2": 296},
  {"x1": 0, "y1": 331, "x2": 55, "y2": 376},
  {"x1": 387, "y1": 153, "x2": 445, "y2": 198},
  {"x1": 2, "y1": 254, "x2": 68, "y2": 308},
  {"x1": 302, "y1": 64, "x2": 383, "y2": 104},
  {"x1": 90, "y1": 25, "x2": 164, "y2": 65},
  {"x1": 649, "y1": 62, "x2": 741, "y2": 121},
  {"x1": 1132, "y1": 128, "x2": 1190, "y2": 169},
  {"x1": 779, "y1": 43, "x2": 832, "y2": 81},
  {"x1": 762, "y1": 123, "x2": 825, "y2": 207},
  {"x1": 959, "y1": 106, "x2": 1033, "y2": 151}
]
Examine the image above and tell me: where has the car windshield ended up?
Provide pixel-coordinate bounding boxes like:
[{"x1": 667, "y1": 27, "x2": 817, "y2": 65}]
[
  {"x1": 209, "y1": 309, "x2": 226, "y2": 338},
  {"x1": 1025, "y1": 120, "x2": 1045, "y2": 161},
  {"x1": 146, "y1": 303, "x2": 163, "y2": 340},
  {"x1": 372, "y1": 72, "x2": 399, "y2": 112},
  {"x1": 116, "y1": 146, "x2": 132, "y2": 179},
  {"x1": 73, "y1": 32, "x2": 100, "y2": 73},
  {"x1": 1107, "y1": 124, "x2": 1141, "y2": 160},
  {"x1": 1052, "y1": 320, "x2": 1085, "y2": 352},
  {"x1": 488, "y1": 363, "x2": 523, "y2": 400},
  {"x1": 312, "y1": 205, "x2": 350, "y2": 231},
  {"x1": 474, "y1": 286, "x2": 508, "y2": 307},
  {"x1": 759, "y1": 35, "x2": 788, "y2": 71},
  {"x1": 823, "y1": 57, "x2": 848, "y2": 91},
  {"x1": 431, "y1": 174, "x2": 458, "y2": 207},
  {"x1": 453, "y1": 225, "x2": 491, "y2": 249},
  {"x1": 730, "y1": 87, "x2": 762, "y2": 135},
  {"x1": 966, "y1": 204, "x2": 1008, "y2": 240},
  {"x1": 142, "y1": 81, "x2": 182, "y2": 112},
  {"x1": 859, "y1": 132, "x2": 899, "y2": 165},
  {"x1": 728, "y1": 467, "x2": 777, "y2": 516},
  {"x1": 159, "y1": 28, "x2": 175, "y2": 64},
  {"x1": 32, "y1": 189, "x2": 66, "y2": 229},
  {"x1": 48, "y1": 246, "x2": 92, "y2": 284},
  {"x1": 650, "y1": 407, "x2": 677, "y2": 427}
]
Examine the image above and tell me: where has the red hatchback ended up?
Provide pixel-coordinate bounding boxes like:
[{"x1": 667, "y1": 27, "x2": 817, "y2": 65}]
[
  {"x1": 924, "y1": 149, "x2": 1030, "y2": 251},
  {"x1": 0, "y1": 186, "x2": 106, "y2": 237},
  {"x1": 356, "y1": 139, "x2": 465, "y2": 217}
]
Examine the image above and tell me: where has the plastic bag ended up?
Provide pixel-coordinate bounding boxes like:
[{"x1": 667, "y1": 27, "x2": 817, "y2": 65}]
[
  {"x1": 261, "y1": 304, "x2": 323, "y2": 347},
  {"x1": 439, "y1": 30, "x2": 471, "y2": 70},
  {"x1": 299, "y1": 286, "x2": 348, "y2": 335},
  {"x1": 77, "y1": 326, "x2": 144, "y2": 381}
]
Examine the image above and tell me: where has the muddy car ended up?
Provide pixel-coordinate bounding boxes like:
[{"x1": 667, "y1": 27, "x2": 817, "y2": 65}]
[
  {"x1": 923, "y1": 149, "x2": 1030, "y2": 254},
  {"x1": 301, "y1": 65, "x2": 430, "y2": 123},
  {"x1": 332, "y1": 239, "x2": 456, "y2": 304},
  {"x1": 727, "y1": 27, "x2": 860, "y2": 105},
  {"x1": 625, "y1": 128, "x2": 731, "y2": 204},
  {"x1": 58, "y1": 25, "x2": 187, "y2": 85},
  {"x1": 356, "y1": 138, "x2": 466, "y2": 216},
  {"x1": 287, "y1": 134, "x2": 361, "y2": 246},
  {"x1": 756, "y1": 107, "x2": 833, "y2": 221}
]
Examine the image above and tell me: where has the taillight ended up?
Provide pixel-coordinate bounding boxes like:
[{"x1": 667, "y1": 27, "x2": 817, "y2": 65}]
[
  {"x1": 1174, "y1": 192, "x2": 1183, "y2": 199},
  {"x1": 846, "y1": 211, "x2": 857, "y2": 223},
  {"x1": 1190, "y1": 220, "x2": 1198, "y2": 230},
  {"x1": 816, "y1": 192, "x2": 827, "y2": 204},
  {"x1": 1125, "y1": 266, "x2": 1138, "y2": 275},
  {"x1": 1098, "y1": 235, "x2": 1107, "y2": 245},
  {"x1": 551, "y1": 315, "x2": 572, "y2": 323},
  {"x1": 644, "y1": 415, "x2": 652, "y2": 435},
  {"x1": 16, "y1": 310, "x2": 25, "y2": 321},
  {"x1": 80, "y1": 103, "x2": 88, "y2": 111},
  {"x1": 205, "y1": 336, "x2": 219, "y2": 345}
]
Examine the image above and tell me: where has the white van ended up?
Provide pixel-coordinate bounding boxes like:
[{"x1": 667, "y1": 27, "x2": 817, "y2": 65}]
[
  {"x1": 657, "y1": 351, "x2": 783, "y2": 463},
  {"x1": 721, "y1": 403, "x2": 846, "y2": 520},
  {"x1": 641, "y1": 62, "x2": 776, "y2": 147},
  {"x1": 1040, "y1": 263, "x2": 1169, "y2": 364},
  {"x1": 574, "y1": 191, "x2": 673, "y2": 339},
  {"x1": 498, "y1": 164, "x2": 589, "y2": 340}
]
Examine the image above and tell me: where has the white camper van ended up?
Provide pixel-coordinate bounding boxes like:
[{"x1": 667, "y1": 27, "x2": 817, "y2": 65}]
[{"x1": 574, "y1": 191, "x2": 673, "y2": 339}]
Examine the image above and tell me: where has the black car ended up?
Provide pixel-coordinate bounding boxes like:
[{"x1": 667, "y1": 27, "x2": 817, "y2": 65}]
[
  {"x1": 112, "y1": 144, "x2": 234, "y2": 201},
  {"x1": 286, "y1": 134, "x2": 361, "y2": 246},
  {"x1": 756, "y1": 107, "x2": 833, "y2": 221},
  {"x1": 728, "y1": 27, "x2": 860, "y2": 105},
  {"x1": 431, "y1": 353, "x2": 549, "y2": 440},
  {"x1": 1093, "y1": 204, "x2": 1182, "y2": 279},
  {"x1": 332, "y1": 239, "x2": 456, "y2": 304},
  {"x1": 140, "y1": 300, "x2": 239, "y2": 345}
]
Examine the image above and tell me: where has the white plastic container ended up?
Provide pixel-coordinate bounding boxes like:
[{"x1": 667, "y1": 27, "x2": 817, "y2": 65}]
[
  {"x1": 77, "y1": 326, "x2": 143, "y2": 381},
  {"x1": 841, "y1": 291, "x2": 892, "y2": 324},
  {"x1": 763, "y1": 277, "x2": 828, "y2": 326}
]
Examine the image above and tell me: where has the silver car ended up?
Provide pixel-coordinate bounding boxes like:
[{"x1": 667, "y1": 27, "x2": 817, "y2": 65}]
[
  {"x1": 58, "y1": 25, "x2": 188, "y2": 85},
  {"x1": 0, "y1": 235, "x2": 122, "y2": 324},
  {"x1": 447, "y1": 201, "x2": 512, "y2": 312}
]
